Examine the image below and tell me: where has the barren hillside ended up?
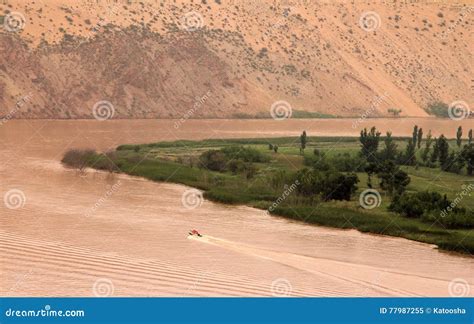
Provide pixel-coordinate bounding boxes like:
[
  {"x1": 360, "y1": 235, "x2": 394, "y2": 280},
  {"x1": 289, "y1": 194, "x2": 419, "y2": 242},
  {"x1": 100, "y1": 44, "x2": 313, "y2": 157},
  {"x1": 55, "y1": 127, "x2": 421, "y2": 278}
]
[{"x1": 0, "y1": 0, "x2": 472, "y2": 119}]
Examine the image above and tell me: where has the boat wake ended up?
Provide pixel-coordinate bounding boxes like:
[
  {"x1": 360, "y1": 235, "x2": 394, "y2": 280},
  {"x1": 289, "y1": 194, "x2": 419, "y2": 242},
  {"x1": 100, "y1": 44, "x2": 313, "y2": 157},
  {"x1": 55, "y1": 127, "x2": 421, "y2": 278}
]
[{"x1": 188, "y1": 235, "x2": 462, "y2": 297}]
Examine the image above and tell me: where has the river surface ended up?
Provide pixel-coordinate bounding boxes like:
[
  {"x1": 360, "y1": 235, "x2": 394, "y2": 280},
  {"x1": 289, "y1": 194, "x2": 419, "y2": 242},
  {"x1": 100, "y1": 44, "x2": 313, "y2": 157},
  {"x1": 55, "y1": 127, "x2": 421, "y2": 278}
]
[{"x1": 1, "y1": 119, "x2": 473, "y2": 297}]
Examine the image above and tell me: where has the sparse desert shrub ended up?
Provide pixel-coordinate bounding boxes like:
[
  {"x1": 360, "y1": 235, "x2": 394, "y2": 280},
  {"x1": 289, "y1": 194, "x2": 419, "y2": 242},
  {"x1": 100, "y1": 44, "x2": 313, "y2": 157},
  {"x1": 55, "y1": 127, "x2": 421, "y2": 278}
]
[
  {"x1": 294, "y1": 168, "x2": 359, "y2": 201},
  {"x1": 389, "y1": 191, "x2": 450, "y2": 218},
  {"x1": 227, "y1": 159, "x2": 246, "y2": 174},
  {"x1": 423, "y1": 209, "x2": 473, "y2": 229},
  {"x1": 61, "y1": 149, "x2": 98, "y2": 170},
  {"x1": 221, "y1": 146, "x2": 270, "y2": 163},
  {"x1": 199, "y1": 150, "x2": 227, "y2": 171},
  {"x1": 320, "y1": 172, "x2": 359, "y2": 201},
  {"x1": 304, "y1": 154, "x2": 331, "y2": 171},
  {"x1": 333, "y1": 153, "x2": 367, "y2": 172},
  {"x1": 426, "y1": 101, "x2": 449, "y2": 117}
]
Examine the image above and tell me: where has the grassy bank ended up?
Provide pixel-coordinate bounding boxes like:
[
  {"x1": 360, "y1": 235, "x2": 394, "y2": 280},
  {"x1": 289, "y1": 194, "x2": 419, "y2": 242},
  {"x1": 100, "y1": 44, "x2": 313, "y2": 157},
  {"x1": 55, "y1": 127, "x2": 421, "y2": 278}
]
[{"x1": 62, "y1": 136, "x2": 474, "y2": 255}]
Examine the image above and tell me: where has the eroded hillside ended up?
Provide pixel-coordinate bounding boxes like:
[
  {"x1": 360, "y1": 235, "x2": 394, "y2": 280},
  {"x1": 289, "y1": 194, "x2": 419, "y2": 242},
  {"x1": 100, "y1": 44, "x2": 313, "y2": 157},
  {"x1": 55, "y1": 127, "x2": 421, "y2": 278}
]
[{"x1": 0, "y1": 0, "x2": 472, "y2": 119}]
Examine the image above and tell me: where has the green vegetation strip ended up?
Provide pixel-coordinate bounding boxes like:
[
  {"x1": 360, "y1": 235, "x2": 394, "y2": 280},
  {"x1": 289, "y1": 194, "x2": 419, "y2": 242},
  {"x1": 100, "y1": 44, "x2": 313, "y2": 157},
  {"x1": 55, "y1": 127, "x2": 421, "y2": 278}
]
[{"x1": 62, "y1": 135, "x2": 474, "y2": 255}]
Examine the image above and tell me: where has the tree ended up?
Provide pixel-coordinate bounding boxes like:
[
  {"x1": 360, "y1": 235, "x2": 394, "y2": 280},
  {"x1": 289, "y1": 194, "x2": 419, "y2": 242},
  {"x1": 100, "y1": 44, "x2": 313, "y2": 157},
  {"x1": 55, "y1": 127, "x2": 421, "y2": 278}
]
[
  {"x1": 320, "y1": 172, "x2": 359, "y2": 201},
  {"x1": 381, "y1": 132, "x2": 398, "y2": 161},
  {"x1": 389, "y1": 191, "x2": 450, "y2": 218},
  {"x1": 199, "y1": 150, "x2": 227, "y2": 171},
  {"x1": 243, "y1": 163, "x2": 257, "y2": 179},
  {"x1": 300, "y1": 131, "x2": 307, "y2": 155},
  {"x1": 412, "y1": 125, "x2": 418, "y2": 147},
  {"x1": 469, "y1": 129, "x2": 473, "y2": 145},
  {"x1": 273, "y1": 145, "x2": 278, "y2": 153},
  {"x1": 456, "y1": 126, "x2": 463, "y2": 148},
  {"x1": 365, "y1": 163, "x2": 378, "y2": 188},
  {"x1": 359, "y1": 127, "x2": 381, "y2": 163},
  {"x1": 403, "y1": 140, "x2": 416, "y2": 165},
  {"x1": 431, "y1": 137, "x2": 439, "y2": 164},
  {"x1": 268, "y1": 143, "x2": 273, "y2": 150},
  {"x1": 228, "y1": 159, "x2": 245, "y2": 174},
  {"x1": 377, "y1": 160, "x2": 410, "y2": 195},
  {"x1": 388, "y1": 108, "x2": 401, "y2": 117},
  {"x1": 391, "y1": 169, "x2": 411, "y2": 194},
  {"x1": 417, "y1": 128, "x2": 423, "y2": 149},
  {"x1": 437, "y1": 135, "x2": 450, "y2": 170},
  {"x1": 294, "y1": 169, "x2": 359, "y2": 201},
  {"x1": 295, "y1": 168, "x2": 318, "y2": 196},
  {"x1": 444, "y1": 151, "x2": 464, "y2": 174},
  {"x1": 421, "y1": 130, "x2": 433, "y2": 163},
  {"x1": 461, "y1": 144, "x2": 474, "y2": 176},
  {"x1": 426, "y1": 101, "x2": 449, "y2": 118}
]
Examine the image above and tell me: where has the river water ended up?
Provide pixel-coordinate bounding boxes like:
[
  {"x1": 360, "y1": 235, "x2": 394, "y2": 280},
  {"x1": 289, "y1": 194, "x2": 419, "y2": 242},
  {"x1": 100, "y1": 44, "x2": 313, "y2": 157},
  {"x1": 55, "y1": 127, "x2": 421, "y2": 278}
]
[{"x1": 1, "y1": 119, "x2": 473, "y2": 297}]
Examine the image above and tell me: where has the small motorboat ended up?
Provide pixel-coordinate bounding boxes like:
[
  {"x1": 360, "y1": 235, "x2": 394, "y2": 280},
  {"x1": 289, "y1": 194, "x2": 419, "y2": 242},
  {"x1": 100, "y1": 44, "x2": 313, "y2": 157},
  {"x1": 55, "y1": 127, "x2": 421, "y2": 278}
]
[{"x1": 188, "y1": 229, "x2": 202, "y2": 237}]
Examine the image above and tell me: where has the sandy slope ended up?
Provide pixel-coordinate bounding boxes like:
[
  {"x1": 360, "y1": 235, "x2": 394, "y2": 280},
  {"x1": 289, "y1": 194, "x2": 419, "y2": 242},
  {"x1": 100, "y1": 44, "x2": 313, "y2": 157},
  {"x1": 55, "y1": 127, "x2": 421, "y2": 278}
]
[{"x1": 0, "y1": 0, "x2": 472, "y2": 118}]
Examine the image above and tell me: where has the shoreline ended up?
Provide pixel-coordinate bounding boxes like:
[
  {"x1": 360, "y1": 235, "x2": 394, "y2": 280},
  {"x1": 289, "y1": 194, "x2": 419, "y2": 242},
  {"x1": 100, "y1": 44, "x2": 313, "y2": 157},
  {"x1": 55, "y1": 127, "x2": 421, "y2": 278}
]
[
  {"x1": 63, "y1": 137, "x2": 474, "y2": 256},
  {"x1": 3, "y1": 118, "x2": 471, "y2": 140},
  {"x1": 92, "y1": 165, "x2": 474, "y2": 256}
]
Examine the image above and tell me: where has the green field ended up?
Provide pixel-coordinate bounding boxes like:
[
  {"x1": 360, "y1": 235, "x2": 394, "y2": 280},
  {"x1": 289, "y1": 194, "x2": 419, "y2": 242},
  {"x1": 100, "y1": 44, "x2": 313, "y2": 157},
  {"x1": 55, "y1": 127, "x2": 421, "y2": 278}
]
[{"x1": 63, "y1": 136, "x2": 474, "y2": 255}]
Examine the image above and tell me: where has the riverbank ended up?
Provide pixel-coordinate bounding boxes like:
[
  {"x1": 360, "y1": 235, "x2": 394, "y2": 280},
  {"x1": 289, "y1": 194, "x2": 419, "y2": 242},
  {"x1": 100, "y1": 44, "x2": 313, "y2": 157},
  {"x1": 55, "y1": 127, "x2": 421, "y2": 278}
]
[{"x1": 62, "y1": 137, "x2": 474, "y2": 255}]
